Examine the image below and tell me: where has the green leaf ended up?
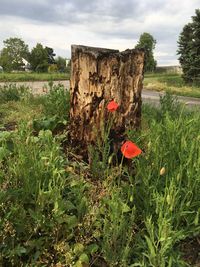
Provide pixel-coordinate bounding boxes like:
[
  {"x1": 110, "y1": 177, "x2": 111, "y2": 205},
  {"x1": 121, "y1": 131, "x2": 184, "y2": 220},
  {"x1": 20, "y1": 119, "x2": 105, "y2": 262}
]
[
  {"x1": 65, "y1": 200, "x2": 76, "y2": 211},
  {"x1": 15, "y1": 245, "x2": 27, "y2": 256},
  {"x1": 74, "y1": 243, "x2": 85, "y2": 256},
  {"x1": 67, "y1": 215, "x2": 78, "y2": 229},
  {"x1": 0, "y1": 131, "x2": 11, "y2": 141},
  {"x1": 74, "y1": 261, "x2": 84, "y2": 267},
  {"x1": 194, "y1": 209, "x2": 199, "y2": 226},
  {"x1": 121, "y1": 202, "x2": 131, "y2": 213},
  {"x1": 87, "y1": 243, "x2": 99, "y2": 255},
  {"x1": 79, "y1": 253, "x2": 89, "y2": 264},
  {"x1": 144, "y1": 235, "x2": 156, "y2": 257},
  {"x1": 0, "y1": 147, "x2": 10, "y2": 161}
]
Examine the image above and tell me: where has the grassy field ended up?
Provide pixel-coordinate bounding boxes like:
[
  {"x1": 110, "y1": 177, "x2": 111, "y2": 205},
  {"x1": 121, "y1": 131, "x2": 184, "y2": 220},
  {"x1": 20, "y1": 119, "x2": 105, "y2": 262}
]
[
  {"x1": 144, "y1": 73, "x2": 200, "y2": 98},
  {"x1": 0, "y1": 72, "x2": 70, "y2": 82},
  {"x1": 0, "y1": 84, "x2": 200, "y2": 266}
]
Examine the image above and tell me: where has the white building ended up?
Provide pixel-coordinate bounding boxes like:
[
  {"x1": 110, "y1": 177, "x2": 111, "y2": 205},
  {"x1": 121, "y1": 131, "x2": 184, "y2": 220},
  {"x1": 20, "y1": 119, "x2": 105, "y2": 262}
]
[
  {"x1": 66, "y1": 59, "x2": 70, "y2": 67},
  {"x1": 22, "y1": 58, "x2": 31, "y2": 71}
]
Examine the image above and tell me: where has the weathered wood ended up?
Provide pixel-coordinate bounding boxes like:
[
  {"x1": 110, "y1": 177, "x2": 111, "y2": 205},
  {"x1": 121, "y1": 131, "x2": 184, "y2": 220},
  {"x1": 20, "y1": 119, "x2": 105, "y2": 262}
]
[{"x1": 69, "y1": 45, "x2": 144, "y2": 157}]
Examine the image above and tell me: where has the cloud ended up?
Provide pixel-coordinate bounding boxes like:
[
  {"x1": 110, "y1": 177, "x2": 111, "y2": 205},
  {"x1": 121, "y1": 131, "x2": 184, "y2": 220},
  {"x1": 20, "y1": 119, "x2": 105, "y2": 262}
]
[
  {"x1": 0, "y1": 0, "x2": 164, "y2": 23},
  {"x1": 0, "y1": 0, "x2": 200, "y2": 65}
]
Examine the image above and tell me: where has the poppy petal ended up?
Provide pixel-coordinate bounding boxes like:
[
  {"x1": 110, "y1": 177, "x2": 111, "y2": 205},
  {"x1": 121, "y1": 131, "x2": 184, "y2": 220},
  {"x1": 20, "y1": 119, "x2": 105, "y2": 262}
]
[
  {"x1": 107, "y1": 100, "x2": 119, "y2": 112},
  {"x1": 121, "y1": 141, "x2": 142, "y2": 159}
]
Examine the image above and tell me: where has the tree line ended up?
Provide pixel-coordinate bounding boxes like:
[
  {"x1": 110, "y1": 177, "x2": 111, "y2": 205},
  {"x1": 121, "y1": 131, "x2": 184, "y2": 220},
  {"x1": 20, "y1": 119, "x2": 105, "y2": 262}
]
[
  {"x1": 0, "y1": 34, "x2": 157, "y2": 73},
  {"x1": 0, "y1": 38, "x2": 69, "y2": 73},
  {"x1": 0, "y1": 7, "x2": 200, "y2": 84}
]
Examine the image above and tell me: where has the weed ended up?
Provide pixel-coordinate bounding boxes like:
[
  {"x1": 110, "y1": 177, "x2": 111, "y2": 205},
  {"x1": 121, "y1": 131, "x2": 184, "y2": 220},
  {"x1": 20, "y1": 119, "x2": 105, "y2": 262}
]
[
  {"x1": 0, "y1": 84, "x2": 30, "y2": 103},
  {"x1": 0, "y1": 72, "x2": 69, "y2": 82},
  {"x1": 42, "y1": 82, "x2": 70, "y2": 120},
  {"x1": 0, "y1": 124, "x2": 89, "y2": 266},
  {"x1": 0, "y1": 89, "x2": 200, "y2": 266},
  {"x1": 32, "y1": 83, "x2": 70, "y2": 132}
]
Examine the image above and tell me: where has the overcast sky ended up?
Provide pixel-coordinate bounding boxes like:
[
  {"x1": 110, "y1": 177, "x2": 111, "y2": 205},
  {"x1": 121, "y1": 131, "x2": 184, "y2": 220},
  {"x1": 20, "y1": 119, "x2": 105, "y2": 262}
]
[{"x1": 0, "y1": 0, "x2": 199, "y2": 66}]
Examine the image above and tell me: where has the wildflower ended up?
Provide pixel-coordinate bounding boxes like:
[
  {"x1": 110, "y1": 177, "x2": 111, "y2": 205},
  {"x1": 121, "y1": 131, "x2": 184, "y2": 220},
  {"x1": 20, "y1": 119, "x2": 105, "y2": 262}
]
[
  {"x1": 160, "y1": 167, "x2": 166, "y2": 176},
  {"x1": 107, "y1": 100, "x2": 119, "y2": 112},
  {"x1": 121, "y1": 141, "x2": 142, "y2": 159}
]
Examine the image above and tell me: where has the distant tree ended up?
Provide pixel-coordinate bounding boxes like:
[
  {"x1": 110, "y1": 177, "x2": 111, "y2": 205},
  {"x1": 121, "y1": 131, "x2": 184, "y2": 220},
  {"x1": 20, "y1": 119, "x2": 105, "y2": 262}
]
[
  {"x1": 177, "y1": 9, "x2": 200, "y2": 84},
  {"x1": 45, "y1": 46, "x2": 56, "y2": 65},
  {"x1": 177, "y1": 23, "x2": 194, "y2": 83},
  {"x1": 0, "y1": 49, "x2": 12, "y2": 72},
  {"x1": 135, "y1": 32, "x2": 157, "y2": 72},
  {"x1": 29, "y1": 44, "x2": 56, "y2": 72},
  {"x1": 0, "y1": 37, "x2": 29, "y2": 71},
  {"x1": 55, "y1": 56, "x2": 68, "y2": 72},
  {"x1": 29, "y1": 43, "x2": 48, "y2": 72}
]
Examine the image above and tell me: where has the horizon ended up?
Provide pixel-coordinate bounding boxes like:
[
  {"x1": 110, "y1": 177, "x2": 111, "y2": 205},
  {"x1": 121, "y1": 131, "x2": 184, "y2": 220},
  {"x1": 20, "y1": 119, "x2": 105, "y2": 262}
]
[{"x1": 0, "y1": 0, "x2": 199, "y2": 66}]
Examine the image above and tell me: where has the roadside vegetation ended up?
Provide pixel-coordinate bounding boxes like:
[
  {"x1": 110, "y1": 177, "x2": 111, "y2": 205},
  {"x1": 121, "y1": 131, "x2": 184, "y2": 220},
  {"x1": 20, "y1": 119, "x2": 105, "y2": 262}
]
[
  {"x1": 0, "y1": 72, "x2": 69, "y2": 82},
  {"x1": 144, "y1": 72, "x2": 200, "y2": 98},
  {"x1": 0, "y1": 84, "x2": 200, "y2": 266}
]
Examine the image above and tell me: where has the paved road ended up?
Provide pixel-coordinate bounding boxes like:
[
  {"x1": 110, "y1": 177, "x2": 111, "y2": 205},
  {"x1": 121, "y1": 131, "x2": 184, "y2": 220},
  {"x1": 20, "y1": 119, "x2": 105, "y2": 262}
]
[
  {"x1": 142, "y1": 89, "x2": 200, "y2": 107},
  {"x1": 1, "y1": 80, "x2": 200, "y2": 107}
]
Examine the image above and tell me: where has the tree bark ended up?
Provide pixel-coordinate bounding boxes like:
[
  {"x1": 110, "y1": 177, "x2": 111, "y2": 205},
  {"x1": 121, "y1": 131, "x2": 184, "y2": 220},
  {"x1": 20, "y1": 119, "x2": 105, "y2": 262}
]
[{"x1": 69, "y1": 45, "x2": 144, "y2": 157}]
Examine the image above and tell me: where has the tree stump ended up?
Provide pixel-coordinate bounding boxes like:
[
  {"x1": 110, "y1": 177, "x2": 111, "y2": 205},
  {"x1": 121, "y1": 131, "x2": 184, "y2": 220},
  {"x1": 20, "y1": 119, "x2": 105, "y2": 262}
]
[{"x1": 69, "y1": 45, "x2": 144, "y2": 158}]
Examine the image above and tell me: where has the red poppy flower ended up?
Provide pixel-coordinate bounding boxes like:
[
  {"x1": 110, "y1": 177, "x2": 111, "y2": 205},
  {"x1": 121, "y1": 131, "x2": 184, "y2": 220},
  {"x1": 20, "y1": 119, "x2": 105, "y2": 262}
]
[
  {"x1": 121, "y1": 141, "x2": 142, "y2": 159},
  {"x1": 107, "y1": 100, "x2": 119, "y2": 112}
]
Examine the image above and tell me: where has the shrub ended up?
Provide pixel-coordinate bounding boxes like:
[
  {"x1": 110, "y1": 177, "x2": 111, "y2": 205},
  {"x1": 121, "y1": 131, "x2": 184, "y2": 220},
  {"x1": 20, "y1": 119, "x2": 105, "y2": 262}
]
[
  {"x1": 0, "y1": 84, "x2": 30, "y2": 103},
  {"x1": 48, "y1": 64, "x2": 58, "y2": 73},
  {"x1": 32, "y1": 83, "x2": 70, "y2": 132}
]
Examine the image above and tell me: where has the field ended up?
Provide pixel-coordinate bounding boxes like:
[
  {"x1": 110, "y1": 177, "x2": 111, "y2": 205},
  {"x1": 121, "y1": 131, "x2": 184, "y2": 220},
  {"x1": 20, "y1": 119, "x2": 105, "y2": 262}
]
[
  {"x1": 0, "y1": 84, "x2": 200, "y2": 266},
  {"x1": 0, "y1": 72, "x2": 69, "y2": 82},
  {"x1": 144, "y1": 73, "x2": 200, "y2": 98}
]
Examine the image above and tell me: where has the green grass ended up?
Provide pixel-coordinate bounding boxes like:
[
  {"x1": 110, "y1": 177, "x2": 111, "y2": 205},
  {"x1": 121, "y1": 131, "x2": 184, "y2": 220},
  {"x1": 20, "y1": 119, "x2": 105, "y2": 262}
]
[
  {"x1": 0, "y1": 72, "x2": 70, "y2": 82},
  {"x1": 0, "y1": 85, "x2": 200, "y2": 266},
  {"x1": 144, "y1": 73, "x2": 200, "y2": 98}
]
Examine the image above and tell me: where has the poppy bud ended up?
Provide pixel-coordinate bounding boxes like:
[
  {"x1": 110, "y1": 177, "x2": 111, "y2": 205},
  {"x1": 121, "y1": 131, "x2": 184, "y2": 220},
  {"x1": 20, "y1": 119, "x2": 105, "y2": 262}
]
[
  {"x1": 130, "y1": 195, "x2": 133, "y2": 202},
  {"x1": 160, "y1": 167, "x2": 166, "y2": 176}
]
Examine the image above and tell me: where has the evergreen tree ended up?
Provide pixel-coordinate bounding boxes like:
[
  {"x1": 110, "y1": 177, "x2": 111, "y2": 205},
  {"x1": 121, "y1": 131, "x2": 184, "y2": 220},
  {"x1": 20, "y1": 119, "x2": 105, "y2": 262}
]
[
  {"x1": 177, "y1": 23, "x2": 193, "y2": 82},
  {"x1": 177, "y1": 9, "x2": 200, "y2": 84},
  {"x1": 135, "y1": 32, "x2": 157, "y2": 72},
  {"x1": 45, "y1": 47, "x2": 56, "y2": 64}
]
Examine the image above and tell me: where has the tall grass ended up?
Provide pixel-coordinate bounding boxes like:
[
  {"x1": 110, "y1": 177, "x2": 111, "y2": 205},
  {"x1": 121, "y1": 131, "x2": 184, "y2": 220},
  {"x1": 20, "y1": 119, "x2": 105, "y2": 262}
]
[
  {"x1": 0, "y1": 125, "x2": 90, "y2": 266},
  {"x1": 0, "y1": 72, "x2": 69, "y2": 82},
  {"x1": 129, "y1": 101, "x2": 200, "y2": 266},
  {"x1": 0, "y1": 84, "x2": 31, "y2": 104},
  {"x1": 0, "y1": 87, "x2": 200, "y2": 266},
  {"x1": 144, "y1": 73, "x2": 200, "y2": 98}
]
